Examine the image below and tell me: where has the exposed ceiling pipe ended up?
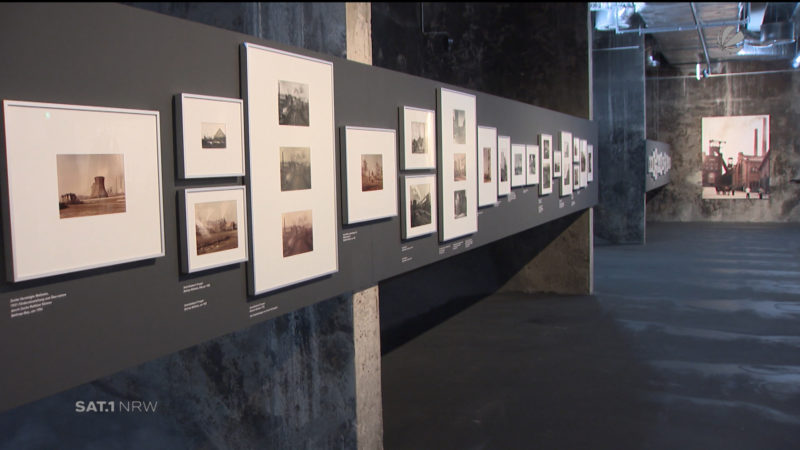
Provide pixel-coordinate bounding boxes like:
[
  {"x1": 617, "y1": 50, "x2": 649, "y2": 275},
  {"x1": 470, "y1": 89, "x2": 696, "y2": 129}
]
[
  {"x1": 690, "y1": 2, "x2": 713, "y2": 77},
  {"x1": 615, "y1": 18, "x2": 747, "y2": 34}
]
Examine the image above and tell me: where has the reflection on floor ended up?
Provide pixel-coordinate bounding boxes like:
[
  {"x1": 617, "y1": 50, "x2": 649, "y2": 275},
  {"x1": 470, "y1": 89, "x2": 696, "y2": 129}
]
[{"x1": 381, "y1": 222, "x2": 800, "y2": 449}]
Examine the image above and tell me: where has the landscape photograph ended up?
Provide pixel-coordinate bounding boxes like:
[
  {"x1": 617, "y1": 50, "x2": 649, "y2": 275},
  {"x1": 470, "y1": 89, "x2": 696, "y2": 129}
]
[
  {"x1": 280, "y1": 146, "x2": 311, "y2": 191},
  {"x1": 361, "y1": 154, "x2": 383, "y2": 191},
  {"x1": 411, "y1": 121, "x2": 428, "y2": 154},
  {"x1": 483, "y1": 147, "x2": 492, "y2": 183},
  {"x1": 282, "y1": 209, "x2": 313, "y2": 257},
  {"x1": 454, "y1": 153, "x2": 467, "y2": 181},
  {"x1": 195, "y1": 200, "x2": 238, "y2": 255},
  {"x1": 201, "y1": 122, "x2": 227, "y2": 149},
  {"x1": 57, "y1": 153, "x2": 126, "y2": 219},
  {"x1": 452, "y1": 109, "x2": 466, "y2": 144},
  {"x1": 409, "y1": 182, "x2": 432, "y2": 228},
  {"x1": 278, "y1": 80, "x2": 310, "y2": 126},
  {"x1": 500, "y1": 152, "x2": 508, "y2": 182}
]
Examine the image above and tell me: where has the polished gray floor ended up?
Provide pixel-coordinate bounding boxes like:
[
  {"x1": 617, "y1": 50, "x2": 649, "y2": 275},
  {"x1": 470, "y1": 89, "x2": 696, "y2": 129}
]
[{"x1": 382, "y1": 222, "x2": 800, "y2": 449}]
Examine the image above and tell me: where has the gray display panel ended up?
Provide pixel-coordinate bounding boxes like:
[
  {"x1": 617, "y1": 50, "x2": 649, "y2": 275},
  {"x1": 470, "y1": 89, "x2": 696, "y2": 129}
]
[
  {"x1": 0, "y1": 3, "x2": 597, "y2": 411},
  {"x1": 646, "y1": 139, "x2": 672, "y2": 191}
]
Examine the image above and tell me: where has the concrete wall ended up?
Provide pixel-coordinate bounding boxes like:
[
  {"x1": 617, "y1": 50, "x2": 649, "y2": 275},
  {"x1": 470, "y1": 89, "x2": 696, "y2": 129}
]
[
  {"x1": 592, "y1": 31, "x2": 647, "y2": 244},
  {"x1": 0, "y1": 4, "x2": 358, "y2": 449},
  {"x1": 646, "y1": 60, "x2": 800, "y2": 222},
  {"x1": 370, "y1": 3, "x2": 593, "y2": 351}
]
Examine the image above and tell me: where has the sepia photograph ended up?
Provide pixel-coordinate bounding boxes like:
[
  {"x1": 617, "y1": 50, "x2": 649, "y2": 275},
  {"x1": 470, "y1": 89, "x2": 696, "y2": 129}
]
[
  {"x1": 701, "y1": 115, "x2": 770, "y2": 199},
  {"x1": 453, "y1": 109, "x2": 466, "y2": 144},
  {"x1": 528, "y1": 153, "x2": 537, "y2": 175},
  {"x1": 543, "y1": 138, "x2": 550, "y2": 159},
  {"x1": 280, "y1": 146, "x2": 312, "y2": 191},
  {"x1": 581, "y1": 150, "x2": 586, "y2": 171},
  {"x1": 409, "y1": 182, "x2": 432, "y2": 228},
  {"x1": 564, "y1": 164, "x2": 571, "y2": 185},
  {"x1": 573, "y1": 137, "x2": 580, "y2": 160},
  {"x1": 554, "y1": 151, "x2": 562, "y2": 176},
  {"x1": 57, "y1": 154, "x2": 126, "y2": 219},
  {"x1": 195, "y1": 200, "x2": 238, "y2": 255},
  {"x1": 514, "y1": 153, "x2": 523, "y2": 176},
  {"x1": 573, "y1": 165, "x2": 580, "y2": 188},
  {"x1": 483, "y1": 147, "x2": 492, "y2": 183},
  {"x1": 361, "y1": 154, "x2": 384, "y2": 191},
  {"x1": 454, "y1": 152, "x2": 467, "y2": 181},
  {"x1": 542, "y1": 164, "x2": 551, "y2": 189},
  {"x1": 278, "y1": 80, "x2": 310, "y2": 126},
  {"x1": 201, "y1": 122, "x2": 227, "y2": 149},
  {"x1": 454, "y1": 189, "x2": 467, "y2": 219},
  {"x1": 282, "y1": 209, "x2": 313, "y2": 257},
  {"x1": 411, "y1": 121, "x2": 428, "y2": 154},
  {"x1": 500, "y1": 151, "x2": 508, "y2": 182}
]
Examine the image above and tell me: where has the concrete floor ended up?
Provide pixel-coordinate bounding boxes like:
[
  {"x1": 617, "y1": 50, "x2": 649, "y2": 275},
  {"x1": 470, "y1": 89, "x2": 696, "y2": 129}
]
[{"x1": 381, "y1": 222, "x2": 800, "y2": 449}]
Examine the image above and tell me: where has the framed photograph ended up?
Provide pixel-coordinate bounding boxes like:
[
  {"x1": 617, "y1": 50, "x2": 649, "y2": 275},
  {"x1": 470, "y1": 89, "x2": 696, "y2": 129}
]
[
  {"x1": 553, "y1": 149, "x2": 562, "y2": 178},
  {"x1": 497, "y1": 135, "x2": 511, "y2": 197},
  {"x1": 180, "y1": 186, "x2": 247, "y2": 273},
  {"x1": 342, "y1": 126, "x2": 398, "y2": 224},
  {"x1": 580, "y1": 139, "x2": 588, "y2": 188},
  {"x1": 399, "y1": 106, "x2": 436, "y2": 170},
  {"x1": 175, "y1": 93, "x2": 245, "y2": 178},
  {"x1": 539, "y1": 133, "x2": 553, "y2": 195},
  {"x1": 573, "y1": 135, "x2": 580, "y2": 161},
  {"x1": 511, "y1": 143, "x2": 526, "y2": 188},
  {"x1": 2, "y1": 100, "x2": 164, "y2": 282},
  {"x1": 525, "y1": 144, "x2": 539, "y2": 186},
  {"x1": 560, "y1": 131, "x2": 573, "y2": 197},
  {"x1": 437, "y1": 88, "x2": 477, "y2": 242},
  {"x1": 400, "y1": 174, "x2": 437, "y2": 239},
  {"x1": 477, "y1": 126, "x2": 498, "y2": 207},
  {"x1": 588, "y1": 144, "x2": 594, "y2": 182},
  {"x1": 242, "y1": 43, "x2": 338, "y2": 295},
  {"x1": 573, "y1": 163, "x2": 581, "y2": 190}
]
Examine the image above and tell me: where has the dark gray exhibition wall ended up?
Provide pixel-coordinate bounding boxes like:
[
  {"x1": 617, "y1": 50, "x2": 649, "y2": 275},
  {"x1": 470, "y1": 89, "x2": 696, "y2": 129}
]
[
  {"x1": 0, "y1": 3, "x2": 597, "y2": 411},
  {"x1": 645, "y1": 140, "x2": 671, "y2": 192}
]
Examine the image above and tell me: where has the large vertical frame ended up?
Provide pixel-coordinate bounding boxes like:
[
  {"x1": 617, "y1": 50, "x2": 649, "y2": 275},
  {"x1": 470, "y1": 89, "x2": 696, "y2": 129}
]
[{"x1": 241, "y1": 43, "x2": 338, "y2": 295}]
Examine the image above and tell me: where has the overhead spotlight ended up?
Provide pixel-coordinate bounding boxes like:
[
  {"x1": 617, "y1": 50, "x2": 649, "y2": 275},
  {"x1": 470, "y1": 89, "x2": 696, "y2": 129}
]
[
  {"x1": 792, "y1": 53, "x2": 800, "y2": 69},
  {"x1": 696, "y1": 63, "x2": 701, "y2": 80}
]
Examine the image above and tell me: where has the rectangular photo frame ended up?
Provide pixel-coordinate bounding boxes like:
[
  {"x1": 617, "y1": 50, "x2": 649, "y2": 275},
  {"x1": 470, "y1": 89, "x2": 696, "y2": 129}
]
[
  {"x1": 437, "y1": 88, "x2": 477, "y2": 242},
  {"x1": 477, "y1": 126, "x2": 498, "y2": 207},
  {"x1": 511, "y1": 143, "x2": 526, "y2": 188},
  {"x1": 588, "y1": 144, "x2": 594, "y2": 182},
  {"x1": 580, "y1": 139, "x2": 588, "y2": 188},
  {"x1": 497, "y1": 135, "x2": 511, "y2": 197},
  {"x1": 180, "y1": 186, "x2": 248, "y2": 273},
  {"x1": 399, "y1": 106, "x2": 436, "y2": 170},
  {"x1": 401, "y1": 174, "x2": 437, "y2": 240},
  {"x1": 175, "y1": 93, "x2": 245, "y2": 178},
  {"x1": 525, "y1": 144, "x2": 539, "y2": 186},
  {"x1": 560, "y1": 131, "x2": 573, "y2": 197},
  {"x1": 2, "y1": 100, "x2": 165, "y2": 282},
  {"x1": 539, "y1": 133, "x2": 553, "y2": 195},
  {"x1": 241, "y1": 43, "x2": 338, "y2": 295},
  {"x1": 342, "y1": 126, "x2": 398, "y2": 224}
]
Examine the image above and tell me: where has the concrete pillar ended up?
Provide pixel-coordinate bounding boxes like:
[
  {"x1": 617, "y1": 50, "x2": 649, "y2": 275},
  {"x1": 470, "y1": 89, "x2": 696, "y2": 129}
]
[
  {"x1": 498, "y1": 208, "x2": 594, "y2": 295},
  {"x1": 346, "y1": 4, "x2": 383, "y2": 450}
]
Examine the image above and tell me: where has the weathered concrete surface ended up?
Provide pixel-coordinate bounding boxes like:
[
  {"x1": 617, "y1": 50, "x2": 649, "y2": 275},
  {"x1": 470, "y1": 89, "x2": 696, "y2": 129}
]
[
  {"x1": 499, "y1": 209, "x2": 593, "y2": 295},
  {"x1": 646, "y1": 60, "x2": 800, "y2": 222},
  {"x1": 592, "y1": 31, "x2": 647, "y2": 243},
  {"x1": 0, "y1": 294, "x2": 357, "y2": 450},
  {"x1": 383, "y1": 222, "x2": 800, "y2": 449}
]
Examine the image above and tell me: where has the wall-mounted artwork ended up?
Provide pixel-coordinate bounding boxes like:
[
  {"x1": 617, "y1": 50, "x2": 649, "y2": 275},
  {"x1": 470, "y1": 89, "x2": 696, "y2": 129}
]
[
  {"x1": 588, "y1": 144, "x2": 594, "y2": 182},
  {"x1": 580, "y1": 139, "x2": 588, "y2": 188},
  {"x1": 511, "y1": 143, "x2": 526, "y2": 188},
  {"x1": 180, "y1": 186, "x2": 248, "y2": 273},
  {"x1": 437, "y1": 88, "x2": 477, "y2": 242},
  {"x1": 539, "y1": 134, "x2": 553, "y2": 195},
  {"x1": 2, "y1": 100, "x2": 164, "y2": 282},
  {"x1": 399, "y1": 106, "x2": 436, "y2": 170},
  {"x1": 176, "y1": 93, "x2": 245, "y2": 178},
  {"x1": 242, "y1": 43, "x2": 338, "y2": 295},
  {"x1": 342, "y1": 126, "x2": 398, "y2": 224},
  {"x1": 477, "y1": 126, "x2": 498, "y2": 207},
  {"x1": 401, "y1": 174, "x2": 437, "y2": 239},
  {"x1": 526, "y1": 144, "x2": 539, "y2": 186},
  {"x1": 573, "y1": 135, "x2": 581, "y2": 161},
  {"x1": 701, "y1": 115, "x2": 770, "y2": 199},
  {"x1": 573, "y1": 163, "x2": 580, "y2": 190},
  {"x1": 560, "y1": 131, "x2": 573, "y2": 196},
  {"x1": 497, "y1": 135, "x2": 511, "y2": 197}
]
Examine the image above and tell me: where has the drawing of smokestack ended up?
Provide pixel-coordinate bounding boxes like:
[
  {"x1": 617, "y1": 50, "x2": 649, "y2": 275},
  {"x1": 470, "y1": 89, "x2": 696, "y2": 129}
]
[{"x1": 90, "y1": 176, "x2": 109, "y2": 198}]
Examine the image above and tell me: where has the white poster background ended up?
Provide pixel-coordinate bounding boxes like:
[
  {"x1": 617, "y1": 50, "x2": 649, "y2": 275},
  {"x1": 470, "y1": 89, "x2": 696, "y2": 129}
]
[
  {"x1": 437, "y1": 88, "x2": 477, "y2": 242},
  {"x1": 497, "y1": 135, "x2": 512, "y2": 197},
  {"x1": 243, "y1": 43, "x2": 337, "y2": 295},
  {"x1": 3, "y1": 100, "x2": 164, "y2": 281},
  {"x1": 343, "y1": 127, "x2": 398, "y2": 224},
  {"x1": 477, "y1": 126, "x2": 498, "y2": 207},
  {"x1": 179, "y1": 93, "x2": 245, "y2": 178}
]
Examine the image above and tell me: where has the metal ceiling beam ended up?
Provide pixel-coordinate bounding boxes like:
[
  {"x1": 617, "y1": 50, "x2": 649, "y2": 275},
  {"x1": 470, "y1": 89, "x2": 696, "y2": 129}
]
[
  {"x1": 690, "y1": 2, "x2": 713, "y2": 75},
  {"x1": 615, "y1": 18, "x2": 746, "y2": 34}
]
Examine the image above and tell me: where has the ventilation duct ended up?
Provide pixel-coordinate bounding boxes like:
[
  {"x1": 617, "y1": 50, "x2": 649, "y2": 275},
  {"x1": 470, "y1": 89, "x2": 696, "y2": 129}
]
[{"x1": 759, "y1": 21, "x2": 795, "y2": 45}]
